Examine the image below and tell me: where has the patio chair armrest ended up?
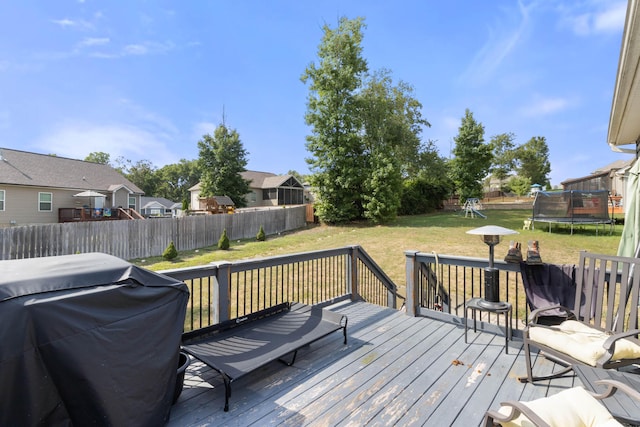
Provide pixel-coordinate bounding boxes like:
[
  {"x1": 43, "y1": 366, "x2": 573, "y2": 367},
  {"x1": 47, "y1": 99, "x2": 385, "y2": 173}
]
[
  {"x1": 594, "y1": 379, "x2": 640, "y2": 402},
  {"x1": 484, "y1": 401, "x2": 551, "y2": 427},
  {"x1": 598, "y1": 329, "x2": 640, "y2": 365},
  {"x1": 527, "y1": 304, "x2": 575, "y2": 324}
]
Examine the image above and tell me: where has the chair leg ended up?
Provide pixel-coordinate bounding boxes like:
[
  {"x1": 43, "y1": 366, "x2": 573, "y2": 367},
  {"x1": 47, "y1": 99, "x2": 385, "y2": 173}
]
[
  {"x1": 519, "y1": 339, "x2": 535, "y2": 383},
  {"x1": 518, "y1": 341, "x2": 574, "y2": 382}
]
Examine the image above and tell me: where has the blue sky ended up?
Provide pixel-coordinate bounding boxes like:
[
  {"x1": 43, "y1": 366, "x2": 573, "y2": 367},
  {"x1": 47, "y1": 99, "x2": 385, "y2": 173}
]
[{"x1": 0, "y1": 1, "x2": 632, "y2": 186}]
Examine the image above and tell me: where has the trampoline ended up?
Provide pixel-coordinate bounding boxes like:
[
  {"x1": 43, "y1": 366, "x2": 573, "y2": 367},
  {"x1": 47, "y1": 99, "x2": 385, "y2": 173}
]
[{"x1": 530, "y1": 190, "x2": 614, "y2": 235}]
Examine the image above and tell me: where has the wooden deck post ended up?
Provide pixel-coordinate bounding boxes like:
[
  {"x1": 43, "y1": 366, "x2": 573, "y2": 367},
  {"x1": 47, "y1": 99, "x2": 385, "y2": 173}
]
[
  {"x1": 347, "y1": 245, "x2": 359, "y2": 301},
  {"x1": 214, "y1": 261, "x2": 232, "y2": 323},
  {"x1": 405, "y1": 250, "x2": 420, "y2": 316}
]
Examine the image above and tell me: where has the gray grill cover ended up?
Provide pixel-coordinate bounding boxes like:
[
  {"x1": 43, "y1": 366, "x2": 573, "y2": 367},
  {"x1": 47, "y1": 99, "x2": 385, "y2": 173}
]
[{"x1": 0, "y1": 253, "x2": 189, "y2": 427}]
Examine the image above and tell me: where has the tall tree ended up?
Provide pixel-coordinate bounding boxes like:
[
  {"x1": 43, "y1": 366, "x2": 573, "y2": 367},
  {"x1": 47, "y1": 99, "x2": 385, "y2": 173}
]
[
  {"x1": 359, "y1": 71, "x2": 427, "y2": 223},
  {"x1": 449, "y1": 109, "x2": 492, "y2": 201},
  {"x1": 85, "y1": 151, "x2": 112, "y2": 165},
  {"x1": 301, "y1": 16, "x2": 369, "y2": 223},
  {"x1": 155, "y1": 159, "x2": 201, "y2": 203},
  {"x1": 516, "y1": 136, "x2": 551, "y2": 189},
  {"x1": 197, "y1": 123, "x2": 251, "y2": 208},
  {"x1": 122, "y1": 159, "x2": 160, "y2": 196},
  {"x1": 489, "y1": 132, "x2": 516, "y2": 183}
]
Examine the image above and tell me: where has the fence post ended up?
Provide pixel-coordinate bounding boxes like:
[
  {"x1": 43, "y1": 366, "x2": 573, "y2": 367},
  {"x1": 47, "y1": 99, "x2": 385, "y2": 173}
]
[
  {"x1": 347, "y1": 245, "x2": 360, "y2": 301},
  {"x1": 405, "y1": 250, "x2": 420, "y2": 316},
  {"x1": 214, "y1": 261, "x2": 232, "y2": 323}
]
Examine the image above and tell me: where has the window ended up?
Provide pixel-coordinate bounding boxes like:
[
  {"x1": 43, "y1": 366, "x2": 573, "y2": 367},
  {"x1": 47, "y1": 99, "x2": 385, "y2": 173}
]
[
  {"x1": 0, "y1": 190, "x2": 4, "y2": 211},
  {"x1": 39, "y1": 192, "x2": 52, "y2": 212},
  {"x1": 128, "y1": 196, "x2": 136, "y2": 210}
]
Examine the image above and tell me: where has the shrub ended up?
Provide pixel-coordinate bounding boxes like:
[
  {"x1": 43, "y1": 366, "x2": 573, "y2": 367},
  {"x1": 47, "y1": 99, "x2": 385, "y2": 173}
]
[
  {"x1": 162, "y1": 241, "x2": 178, "y2": 260},
  {"x1": 218, "y1": 228, "x2": 230, "y2": 250},
  {"x1": 256, "y1": 225, "x2": 266, "y2": 241}
]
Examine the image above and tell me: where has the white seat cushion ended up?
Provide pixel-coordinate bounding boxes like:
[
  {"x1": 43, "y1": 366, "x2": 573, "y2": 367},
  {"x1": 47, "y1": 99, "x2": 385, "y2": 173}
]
[
  {"x1": 528, "y1": 320, "x2": 640, "y2": 366},
  {"x1": 497, "y1": 386, "x2": 622, "y2": 427}
]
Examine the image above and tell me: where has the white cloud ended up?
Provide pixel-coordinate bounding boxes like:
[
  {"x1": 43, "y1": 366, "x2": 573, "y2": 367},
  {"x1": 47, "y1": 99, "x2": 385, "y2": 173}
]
[
  {"x1": 519, "y1": 95, "x2": 571, "y2": 117},
  {"x1": 460, "y1": 1, "x2": 532, "y2": 86},
  {"x1": 192, "y1": 121, "x2": 218, "y2": 141},
  {"x1": 78, "y1": 37, "x2": 110, "y2": 48},
  {"x1": 559, "y1": 1, "x2": 626, "y2": 36},
  {"x1": 51, "y1": 18, "x2": 94, "y2": 30},
  {"x1": 593, "y1": 2, "x2": 627, "y2": 33},
  {"x1": 83, "y1": 41, "x2": 176, "y2": 59},
  {"x1": 34, "y1": 99, "x2": 186, "y2": 166},
  {"x1": 36, "y1": 122, "x2": 178, "y2": 166}
]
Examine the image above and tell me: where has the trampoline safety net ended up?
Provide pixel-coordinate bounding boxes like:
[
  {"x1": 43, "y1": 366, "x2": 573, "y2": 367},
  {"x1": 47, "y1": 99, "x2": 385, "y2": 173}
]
[{"x1": 532, "y1": 190, "x2": 611, "y2": 222}]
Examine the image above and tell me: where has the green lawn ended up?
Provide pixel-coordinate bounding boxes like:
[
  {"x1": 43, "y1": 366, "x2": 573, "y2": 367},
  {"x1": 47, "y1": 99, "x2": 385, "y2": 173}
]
[{"x1": 136, "y1": 210, "x2": 623, "y2": 295}]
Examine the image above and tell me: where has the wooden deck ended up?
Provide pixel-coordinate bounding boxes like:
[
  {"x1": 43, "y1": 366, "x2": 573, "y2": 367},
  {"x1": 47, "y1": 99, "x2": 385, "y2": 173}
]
[{"x1": 168, "y1": 301, "x2": 582, "y2": 426}]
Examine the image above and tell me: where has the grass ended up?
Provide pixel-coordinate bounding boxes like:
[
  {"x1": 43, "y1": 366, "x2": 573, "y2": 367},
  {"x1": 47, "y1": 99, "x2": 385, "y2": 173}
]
[{"x1": 134, "y1": 209, "x2": 623, "y2": 298}]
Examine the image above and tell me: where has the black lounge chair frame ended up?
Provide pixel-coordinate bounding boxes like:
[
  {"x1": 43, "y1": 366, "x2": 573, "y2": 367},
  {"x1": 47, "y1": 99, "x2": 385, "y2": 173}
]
[{"x1": 181, "y1": 302, "x2": 348, "y2": 411}]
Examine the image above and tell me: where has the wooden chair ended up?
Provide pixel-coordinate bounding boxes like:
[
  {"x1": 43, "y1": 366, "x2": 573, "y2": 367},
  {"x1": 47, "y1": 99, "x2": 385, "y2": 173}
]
[{"x1": 520, "y1": 251, "x2": 640, "y2": 383}]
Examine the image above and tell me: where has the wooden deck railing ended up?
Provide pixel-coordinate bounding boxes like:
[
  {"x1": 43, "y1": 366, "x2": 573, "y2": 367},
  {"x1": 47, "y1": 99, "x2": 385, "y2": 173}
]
[
  {"x1": 404, "y1": 250, "x2": 634, "y2": 338},
  {"x1": 405, "y1": 251, "x2": 528, "y2": 336},
  {"x1": 161, "y1": 245, "x2": 402, "y2": 332}
]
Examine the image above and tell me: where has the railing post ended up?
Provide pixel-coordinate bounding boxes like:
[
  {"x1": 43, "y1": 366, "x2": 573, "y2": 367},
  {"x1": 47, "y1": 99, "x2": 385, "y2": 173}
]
[
  {"x1": 348, "y1": 245, "x2": 360, "y2": 301},
  {"x1": 214, "y1": 261, "x2": 232, "y2": 323},
  {"x1": 405, "y1": 250, "x2": 420, "y2": 316}
]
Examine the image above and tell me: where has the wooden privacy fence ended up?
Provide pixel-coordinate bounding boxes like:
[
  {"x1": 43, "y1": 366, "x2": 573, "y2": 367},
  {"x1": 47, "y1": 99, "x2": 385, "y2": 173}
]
[{"x1": 0, "y1": 206, "x2": 307, "y2": 261}]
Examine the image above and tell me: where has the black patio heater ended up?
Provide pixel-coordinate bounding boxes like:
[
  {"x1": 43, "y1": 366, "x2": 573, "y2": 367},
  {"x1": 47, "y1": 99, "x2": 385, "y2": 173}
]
[{"x1": 466, "y1": 225, "x2": 518, "y2": 310}]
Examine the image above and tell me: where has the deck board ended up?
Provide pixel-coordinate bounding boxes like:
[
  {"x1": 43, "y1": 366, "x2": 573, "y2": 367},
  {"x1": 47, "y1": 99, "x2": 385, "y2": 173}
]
[{"x1": 168, "y1": 301, "x2": 583, "y2": 426}]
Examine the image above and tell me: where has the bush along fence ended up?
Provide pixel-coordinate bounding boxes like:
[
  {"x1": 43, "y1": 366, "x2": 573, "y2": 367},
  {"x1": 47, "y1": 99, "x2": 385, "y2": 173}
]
[{"x1": 0, "y1": 206, "x2": 307, "y2": 261}]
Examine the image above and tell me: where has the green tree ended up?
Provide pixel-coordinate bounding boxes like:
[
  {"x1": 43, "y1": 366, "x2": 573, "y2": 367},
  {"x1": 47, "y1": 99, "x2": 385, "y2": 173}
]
[
  {"x1": 508, "y1": 175, "x2": 531, "y2": 198},
  {"x1": 516, "y1": 136, "x2": 551, "y2": 189},
  {"x1": 256, "y1": 225, "x2": 266, "y2": 241},
  {"x1": 301, "y1": 16, "x2": 368, "y2": 223},
  {"x1": 359, "y1": 71, "x2": 428, "y2": 222},
  {"x1": 198, "y1": 124, "x2": 251, "y2": 208},
  {"x1": 162, "y1": 241, "x2": 178, "y2": 261},
  {"x1": 85, "y1": 151, "x2": 111, "y2": 165},
  {"x1": 128, "y1": 160, "x2": 160, "y2": 196},
  {"x1": 449, "y1": 109, "x2": 492, "y2": 202},
  {"x1": 489, "y1": 133, "x2": 516, "y2": 183},
  {"x1": 116, "y1": 158, "x2": 160, "y2": 196},
  {"x1": 399, "y1": 139, "x2": 454, "y2": 215},
  {"x1": 156, "y1": 159, "x2": 201, "y2": 203},
  {"x1": 218, "y1": 228, "x2": 230, "y2": 250}
]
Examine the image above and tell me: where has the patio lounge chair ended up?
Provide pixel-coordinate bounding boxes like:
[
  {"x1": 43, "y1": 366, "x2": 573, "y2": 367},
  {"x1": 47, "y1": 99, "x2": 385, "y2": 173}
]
[
  {"x1": 483, "y1": 385, "x2": 627, "y2": 426},
  {"x1": 520, "y1": 251, "x2": 640, "y2": 383}
]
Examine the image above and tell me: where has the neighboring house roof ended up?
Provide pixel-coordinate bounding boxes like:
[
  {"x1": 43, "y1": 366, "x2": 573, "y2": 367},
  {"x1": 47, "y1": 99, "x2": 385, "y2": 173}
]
[
  {"x1": 562, "y1": 159, "x2": 635, "y2": 186},
  {"x1": 140, "y1": 197, "x2": 181, "y2": 210},
  {"x1": 189, "y1": 171, "x2": 303, "y2": 192},
  {"x1": 240, "y1": 171, "x2": 303, "y2": 189},
  {"x1": 591, "y1": 159, "x2": 635, "y2": 174},
  {"x1": 0, "y1": 148, "x2": 144, "y2": 193}
]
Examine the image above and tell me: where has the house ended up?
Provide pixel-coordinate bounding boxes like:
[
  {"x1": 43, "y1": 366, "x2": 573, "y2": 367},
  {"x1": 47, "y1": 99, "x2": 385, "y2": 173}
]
[
  {"x1": 560, "y1": 159, "x2": 634, "y2": 197},
  {"x1": 189, "y1": 171, "x2": 305, "y2": 210},
  {"x1": 608, "y1": 0, "x2": 640, "y2": 158},
  {"x1": 241, "y1": 171, "x2": 305, "y2": 207},
  {"x1": 140, "y1": 197, "x2": 182, "y2": 218},
  {"x1": 0, "y1": 148, "x2": 144, "y2": 226}
]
